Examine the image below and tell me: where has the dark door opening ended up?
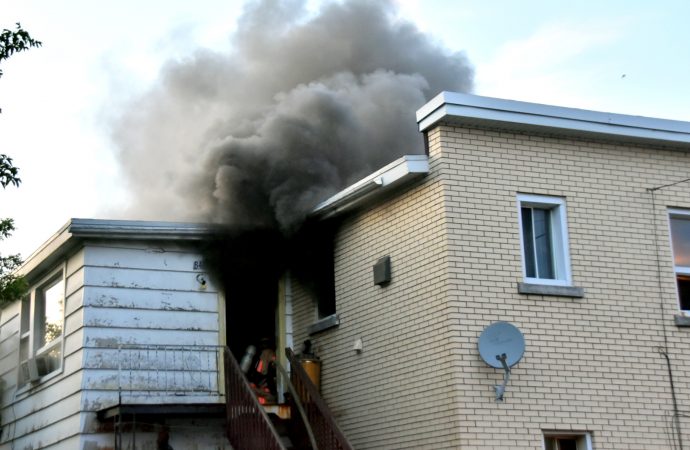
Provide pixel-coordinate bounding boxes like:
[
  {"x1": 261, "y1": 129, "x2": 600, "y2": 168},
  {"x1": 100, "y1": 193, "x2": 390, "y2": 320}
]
[
  {"x1": 225, "y1": 270, "x2": 278, "y2": 360},
  {"x1": 202, "y1": 229, "x2": 286, "y2": 361}
]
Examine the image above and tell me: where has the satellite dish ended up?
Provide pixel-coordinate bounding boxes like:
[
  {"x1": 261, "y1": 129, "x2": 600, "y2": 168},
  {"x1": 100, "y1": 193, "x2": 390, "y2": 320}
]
[
  {"x1": 477, "y1": 321, "x2": 525, "y2": 401},
  {"x1": 478, "y1": 321, "x2": 525, "y2": 369}
]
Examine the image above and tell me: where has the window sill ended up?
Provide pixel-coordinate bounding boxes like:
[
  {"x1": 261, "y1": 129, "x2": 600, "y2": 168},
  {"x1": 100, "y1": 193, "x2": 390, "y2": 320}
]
[
  {"x1": 16, "y1": 368, "x2": 63, "y2": 396},
  {"x1": 674, "y1": 314, "x2": 690, "y2": 327},
  {"x1": 517, "y1": 282, "x2": 584, "y2": 298},
  {"x1": 308, "y1": 314, "x2": 340, "y2": 335}
]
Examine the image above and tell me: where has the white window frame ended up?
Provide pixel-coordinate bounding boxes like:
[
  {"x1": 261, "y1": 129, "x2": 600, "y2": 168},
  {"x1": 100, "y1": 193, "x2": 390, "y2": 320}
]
[
  {"x1": 668, "y1": 208, "x2": 690, "y2": 310},
  {"x1": 542, "y1": 431, "x2": 593, "y2": 450},
  {"x1": 517, "y1": 194, "x2": 572, "y2": 286},
  {"x1": 18, "y1": 265, "x2": 66, "y2": 386}
]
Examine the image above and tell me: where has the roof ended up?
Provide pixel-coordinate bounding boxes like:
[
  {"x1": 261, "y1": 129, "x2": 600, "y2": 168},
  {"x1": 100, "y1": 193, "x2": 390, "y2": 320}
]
[
  {"x1": 18, "y1": 219, "x2": 215, "y2": 282},
  {"x1": 416, "y1": 92, "x2": 690, "y2": 149},
  {"x1": 311, "y1": 155, "x2": 429, "y2": 219},
  {"x1": 313, "y1": 93, "x2": 690, "y2": 221}
]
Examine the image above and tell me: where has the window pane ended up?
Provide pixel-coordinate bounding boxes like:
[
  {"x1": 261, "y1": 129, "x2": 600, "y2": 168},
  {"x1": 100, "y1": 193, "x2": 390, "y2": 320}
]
[
  {"x1": 558, "y1": 438, "x2": 578, "y2": 450},
  {"x1": 20, "y1": 296, "x2": 30, "y2": 333},
  {"x1": 671, "y1": 217, "x2": 690, "y2": 267},
  {"x1": 533, "y1": 208, "x2": 554, "y2": 279},
  {"x1": 37, "y1": 346, "x2": 62, "y2": 376},
  {"x1": 678, "y1": 275, "x2": 690, "y2": 310},
  {"x1": 40, "y1": 278, "x2": 64, "y2": 347},
  {"x1": 521, "y1": 208, "x2": 536, "y2": 278},
  {"x1": 544, "y1": 436, "x2": 580, "y2": 450}
]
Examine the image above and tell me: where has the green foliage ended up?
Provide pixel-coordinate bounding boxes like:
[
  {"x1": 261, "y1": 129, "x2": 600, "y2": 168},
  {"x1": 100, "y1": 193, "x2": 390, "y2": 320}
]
[
  {"x1": 0, "y1": 22, "x2": 42, "y2": 79},
  {"x1": 0, "y1": 154, "x2": 21, "y2": 188},
  {"x1": 0, "y1": 218, "x2": 27, "y2": 307},
  {"x1": 0, "y1": 256, "x2": 27, "y2": 306},
  {"x1": 0, "y1": 23, "x2": 38, "y2": 305}
]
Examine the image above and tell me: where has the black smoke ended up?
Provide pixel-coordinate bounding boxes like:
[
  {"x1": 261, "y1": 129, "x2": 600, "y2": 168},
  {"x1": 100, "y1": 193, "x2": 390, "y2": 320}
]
[{"x1": 111, "y1": 0, "x2": 473, "y2": 232}]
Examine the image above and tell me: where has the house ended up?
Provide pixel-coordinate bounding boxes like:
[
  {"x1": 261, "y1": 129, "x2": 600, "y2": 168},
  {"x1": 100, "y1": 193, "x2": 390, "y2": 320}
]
[
  {"x1": 2, "y1": 92, "x2": 690, "y2": 449},
  {"x1": 289, "y1": 93, "x2": 690, "y2": 449}
]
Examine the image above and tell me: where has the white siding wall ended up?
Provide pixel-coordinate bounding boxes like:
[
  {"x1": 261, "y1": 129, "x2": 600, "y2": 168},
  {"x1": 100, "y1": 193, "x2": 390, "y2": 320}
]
[
  {"x1": 77, "y1": 240, "x2": 223, "y2": 446},
  {"x1": 0, "y1": 248, "x2": 85, "y2": 449},
  {"x1": 0, "y1": 239, "x2": 227, "y2": 449}
]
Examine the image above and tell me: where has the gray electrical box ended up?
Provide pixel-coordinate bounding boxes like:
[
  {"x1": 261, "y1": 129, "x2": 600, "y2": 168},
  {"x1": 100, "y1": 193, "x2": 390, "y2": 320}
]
[{"x1": 373, "y1": 256, "x2": 391, "y2": 286}]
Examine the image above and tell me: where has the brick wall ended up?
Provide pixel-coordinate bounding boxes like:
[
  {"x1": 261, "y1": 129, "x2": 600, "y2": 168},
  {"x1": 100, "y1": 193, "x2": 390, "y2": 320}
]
[
  {"x1": 291, "y1": 137, "x2": 464, "y2": 449},
  {"x1": 292, "y1": 123, "x2": 690, "y2": 449},
  {"x1": 439, "y1": 124, "x2": 690, "y2": 449}
]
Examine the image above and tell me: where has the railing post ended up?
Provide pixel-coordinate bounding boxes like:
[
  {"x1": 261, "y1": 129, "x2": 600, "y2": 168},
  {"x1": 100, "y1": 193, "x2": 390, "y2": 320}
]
[{"x1": 117, "y1": 345, "x2": 122, "y2": 405}]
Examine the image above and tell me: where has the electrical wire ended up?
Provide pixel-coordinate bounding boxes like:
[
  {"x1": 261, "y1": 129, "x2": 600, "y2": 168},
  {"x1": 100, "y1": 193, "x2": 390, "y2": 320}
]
[
  {"x1": 647, "y1": 177, "x2": 690, "y2": 193},
  {"x1": 648, "y1": 177, "x2": 690, "y2": 450},
  {"x1": 649, "y1": 190, "x2": 671, "y2": 351},
  {"x1": 666, "y1": 410, "x2": 679, "y2": 450}
]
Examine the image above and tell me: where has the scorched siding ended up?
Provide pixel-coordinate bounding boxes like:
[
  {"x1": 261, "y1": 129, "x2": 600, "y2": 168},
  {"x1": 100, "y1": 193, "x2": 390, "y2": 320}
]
[
  {"x1": 78, "y1": 241, "x2": 223, "y2": 445},
  {"x1": 0, "y1": 237, "x2": 225, "y2": 449}
]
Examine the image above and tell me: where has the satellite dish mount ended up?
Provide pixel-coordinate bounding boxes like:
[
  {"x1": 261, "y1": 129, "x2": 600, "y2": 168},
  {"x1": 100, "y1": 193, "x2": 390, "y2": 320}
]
[{"x1": 477, "y1": 321, "x2": 525, "y2": 402}]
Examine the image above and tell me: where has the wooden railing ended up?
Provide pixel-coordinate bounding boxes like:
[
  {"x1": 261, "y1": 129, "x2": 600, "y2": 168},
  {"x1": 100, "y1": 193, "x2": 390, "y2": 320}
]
[
  {"x1": 224, "y1": 347, "x2": 286, "y2": 450},
  {"x1": 285, "y1": 348, "x2": 354, "y2": 450}
]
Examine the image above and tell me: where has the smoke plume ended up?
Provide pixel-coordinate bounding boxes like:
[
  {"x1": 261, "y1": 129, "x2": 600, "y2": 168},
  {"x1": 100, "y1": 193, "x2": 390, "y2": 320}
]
[{"x1": 111, "y1": 0, "x2": 473, "y2": 232}]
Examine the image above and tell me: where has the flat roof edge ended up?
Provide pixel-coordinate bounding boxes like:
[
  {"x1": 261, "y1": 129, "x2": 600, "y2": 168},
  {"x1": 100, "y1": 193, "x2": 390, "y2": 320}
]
[
  {"x1": 18, "y1": 219, "x2": 217, "y2": 280},
  {"x1": 416, "y1": 92, "x2": 690, "y2": 146},
  {"x1": 311, "y1": 155, "x2": 429, "y2": 219},
  {"x1": 69, "y1": 218, "x2": 216, "y2": 239}
]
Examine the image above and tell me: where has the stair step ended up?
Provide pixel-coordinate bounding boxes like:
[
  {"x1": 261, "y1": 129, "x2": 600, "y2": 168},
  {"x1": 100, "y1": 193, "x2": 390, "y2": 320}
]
[{"x1": 263, "y1": 402, "x2": 291, "y2": 420}]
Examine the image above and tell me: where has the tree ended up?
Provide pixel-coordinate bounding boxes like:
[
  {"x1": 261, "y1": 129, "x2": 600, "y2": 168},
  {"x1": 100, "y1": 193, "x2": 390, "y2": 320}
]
[
  {"x1": 0, "y1": 23, "x2": 41, "y2": 305},
  {"x1": 0, "y1": 23, "x2": 42, "y2": 76}
]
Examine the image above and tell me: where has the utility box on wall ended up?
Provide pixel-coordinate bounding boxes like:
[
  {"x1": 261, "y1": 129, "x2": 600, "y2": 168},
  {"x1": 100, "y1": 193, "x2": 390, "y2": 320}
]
[{"x1": 373, "y1": 256, "x2": 391, "y2": 286}]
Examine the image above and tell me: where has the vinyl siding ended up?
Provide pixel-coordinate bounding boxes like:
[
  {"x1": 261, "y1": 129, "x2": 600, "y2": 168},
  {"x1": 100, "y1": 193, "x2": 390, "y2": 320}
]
[
  {"x1": 0, "y1": 248, "x2": 84, "y2": 448},
  {"x1": 78, "y1": 241, "x2": 223, "y2": 446},
  {"x1": 0, "y1": 240, "x2": 226, "y2": 449}
]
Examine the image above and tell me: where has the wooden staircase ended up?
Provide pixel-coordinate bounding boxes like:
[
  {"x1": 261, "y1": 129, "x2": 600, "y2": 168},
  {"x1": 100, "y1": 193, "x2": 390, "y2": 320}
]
[{"x1": 224, "y1": 347, "x2": 354, "y2": 450}]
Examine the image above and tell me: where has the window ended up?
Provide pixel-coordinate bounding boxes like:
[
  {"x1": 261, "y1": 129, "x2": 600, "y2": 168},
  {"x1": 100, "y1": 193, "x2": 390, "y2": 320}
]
[
  {"x1": 19, "y1": 268, "x2": 65, "y2": 385},
  {"x1": 518, "y1": 194, "x2": 571, "y2": 286},
  {"x1": 669, "y1": 209, "x2": 690, "y2": 310},
  {"x1": 543, "y1": 432, "x2": 592, "y2": 450},
  {"x1": 295, "y1": 223, "x2": 339, "y2": 335}
]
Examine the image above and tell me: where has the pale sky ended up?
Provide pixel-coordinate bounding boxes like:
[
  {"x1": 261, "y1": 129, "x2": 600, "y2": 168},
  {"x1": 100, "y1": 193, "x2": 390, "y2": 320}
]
[{"x1": 1, "y1": 0, "x2": 689, "y2": 257}]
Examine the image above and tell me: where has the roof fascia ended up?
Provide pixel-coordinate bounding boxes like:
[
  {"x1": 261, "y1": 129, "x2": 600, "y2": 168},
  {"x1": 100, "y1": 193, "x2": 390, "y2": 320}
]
[
  {"x1": 68, "y1": 218, "x2": 215, "y2": 240},
  {"x1": 18, "y1": 219, "x2": 216, "y2": 281},
  {"x1": 417, "y1": 92, "x2": 690, "y2": 148},
  {"x1": 311, "y1": 155, "x2": 429, "y2": 219}
]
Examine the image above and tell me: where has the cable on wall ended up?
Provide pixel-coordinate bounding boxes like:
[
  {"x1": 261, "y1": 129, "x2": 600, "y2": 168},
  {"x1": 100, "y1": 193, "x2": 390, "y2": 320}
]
[{"x1": 647, "y1": 178, "x2": 690, "y2": 450}]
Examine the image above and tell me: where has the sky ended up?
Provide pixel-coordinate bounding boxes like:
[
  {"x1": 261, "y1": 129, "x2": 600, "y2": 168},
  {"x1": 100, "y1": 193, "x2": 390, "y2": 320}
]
[{"x1": 1, "y1": 0, "x2": 689, "y2": 257}]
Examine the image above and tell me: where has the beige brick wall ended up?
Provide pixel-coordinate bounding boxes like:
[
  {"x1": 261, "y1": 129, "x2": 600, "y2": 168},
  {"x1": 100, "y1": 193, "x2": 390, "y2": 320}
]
[
  {"x1": 291, "y1": 140, "x2": 463, "y2": 449},
  {"x1": 293, "y1": 123, "x2": 690, "y2": 449},
  {"x1": 439, "y1": 124, "x2": 690, "y2": 449}
]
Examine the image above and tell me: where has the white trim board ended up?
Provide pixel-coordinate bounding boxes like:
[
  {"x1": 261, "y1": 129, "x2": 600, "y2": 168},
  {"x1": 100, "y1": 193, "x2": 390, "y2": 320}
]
[{"x1": 417, "y1": 92, "x2": 690, "y2": 149}]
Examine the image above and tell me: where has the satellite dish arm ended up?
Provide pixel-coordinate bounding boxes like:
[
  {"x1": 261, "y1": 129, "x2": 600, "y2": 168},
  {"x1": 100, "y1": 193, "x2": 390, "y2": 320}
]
[{"x1": 495, "y1": 353, "x2": 511, "y2": 401}]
